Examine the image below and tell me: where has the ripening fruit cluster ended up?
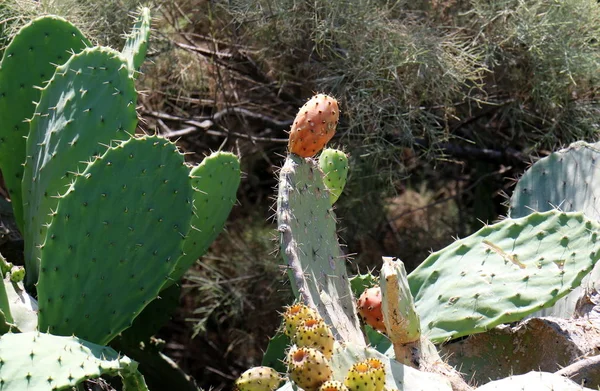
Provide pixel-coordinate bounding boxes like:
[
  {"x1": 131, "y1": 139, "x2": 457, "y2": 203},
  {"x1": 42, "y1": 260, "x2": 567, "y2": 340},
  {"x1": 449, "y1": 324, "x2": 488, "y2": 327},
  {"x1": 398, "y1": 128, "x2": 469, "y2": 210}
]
[{"x1": 235, "y1": 303, "x2": 388, "y2": 391}]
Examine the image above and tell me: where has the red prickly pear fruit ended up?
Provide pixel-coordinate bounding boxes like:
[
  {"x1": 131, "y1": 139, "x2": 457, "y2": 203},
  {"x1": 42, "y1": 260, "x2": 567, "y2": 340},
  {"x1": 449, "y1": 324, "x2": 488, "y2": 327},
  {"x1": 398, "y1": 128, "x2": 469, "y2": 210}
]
[
  {"x1": 288, "y1": 93, "x2": 340, "y2": 158},
  {"x1": 357, "y1": 286, "x2": 386, "y2": 332},
  {"x1": 282, "y1": 303, "x2": 319, "y2": 337},
  {"x1": 234, "y1": 366, "x2": 282, "y2": 391},
  {"x1": 293, "y1": 317, "x2": 335, "y2": 359},
  {"x1": 287, "y1": 346, "x2": 333, "y2": 391},
  {"x1": 343, "y1": 359, "x2": 386, "y2": 391},
  {"x1": 319, "y1": 380, "x2": 350, "y2": 391}
]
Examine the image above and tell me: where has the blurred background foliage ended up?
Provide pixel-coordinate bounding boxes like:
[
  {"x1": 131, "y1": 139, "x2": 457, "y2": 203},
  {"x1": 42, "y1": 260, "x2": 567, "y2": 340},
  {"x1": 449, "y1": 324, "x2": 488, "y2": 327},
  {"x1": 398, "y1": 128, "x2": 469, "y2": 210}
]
[{"x1": 1, "y1": 0, "x2": 599, "y2": 389}]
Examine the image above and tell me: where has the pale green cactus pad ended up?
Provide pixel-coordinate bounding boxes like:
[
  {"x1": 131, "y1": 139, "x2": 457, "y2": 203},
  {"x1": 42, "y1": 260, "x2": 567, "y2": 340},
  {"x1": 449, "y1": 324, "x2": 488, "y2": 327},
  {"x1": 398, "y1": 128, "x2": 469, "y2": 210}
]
[
  {"x1": 0, "y1": 16, "x2": 90, "y2": 230},
  {"x1": 408, "y1": 210, "x2": 600, "y2": 343},
  {"x1": 473, "y1": 371, "x2": 593, "y2": 391},
  {"x1": 0, "y1": 332, "x2": 148, "y2": 391},
  {"x1": 277, "y1": 154, "x2": 364, "y2": 345},
  {"x1": 510, "y1": 141, "x2": 600, "y2": 318}
]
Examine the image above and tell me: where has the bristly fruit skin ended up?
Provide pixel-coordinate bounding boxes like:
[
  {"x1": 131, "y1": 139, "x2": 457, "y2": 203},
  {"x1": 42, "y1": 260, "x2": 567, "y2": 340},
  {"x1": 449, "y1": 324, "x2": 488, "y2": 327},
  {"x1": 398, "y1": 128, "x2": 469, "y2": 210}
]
[
  {"x1": 319, "y1": 380, "x2": 350, "y2": 391},
  {"x1": 283, "y1": 303, "x2": 319, "y2": 337},
  {"x1": 344, "y1": 359, "x2": 385, "y2": 391},
  {"x1": 234, "y1": 366, "x2": 281, "y2": 391},
  {"x1": 288, "y1": 94, "x2": 339, "y2": 157},
  {"x1": 357, "y1": 286, "x2": 386, "y2": 332},
  {"x1": 293, "y1": 317, "x2": 335, "y2": 359},
  {"x1": 287, "y1": 345, "x2": 333, "y2": 391}
]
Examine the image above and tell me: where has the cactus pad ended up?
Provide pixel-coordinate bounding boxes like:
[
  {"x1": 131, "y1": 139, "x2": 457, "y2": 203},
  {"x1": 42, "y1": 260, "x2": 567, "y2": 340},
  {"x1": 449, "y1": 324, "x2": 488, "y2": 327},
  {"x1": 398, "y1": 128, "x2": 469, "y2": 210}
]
[
  {"x1": 0, "y1": 332, "x2": 148, "y2": 391},
  {"x1": 36, "y1": 136, "x2": 192, "y2": 345},
  {"x1": 408, "y1": 210, "x2": 600, "y2": 343},
  {"x1": 168, "y1": 151, "x2": 240, "y2": 285},
  {"x1": 510, "y1": 141, "x2": 600, "y2": 318},
  {"x1": 22, "y1": 46, "x2": 137, "y2": 286},
  {"x1": 277, "y1": 154, "x2": 363, "y2": 345},
  {"x1": 473, "y1": 371, "x2": 593, "y2": 391},
  {"x1": 122, "y1": 7, "x2": 151, "y2": 76},
  {"x1": 0, "y1": 16, "x2": 89, "y2": 230},
  {"x1": 318, "y1": 148, "x2": 348, "y2": 205}
]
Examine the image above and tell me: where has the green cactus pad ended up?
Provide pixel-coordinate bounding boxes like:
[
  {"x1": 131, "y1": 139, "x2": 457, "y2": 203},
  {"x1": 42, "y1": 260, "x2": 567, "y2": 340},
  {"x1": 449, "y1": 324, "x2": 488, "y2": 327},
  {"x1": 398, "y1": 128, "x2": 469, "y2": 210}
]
[
  {"x1": 22, "y1": 46, "x2": 137, "y2": 286},
  {"x1": 510, "y1": 141, "x2": 600, "y2": 318},
  {"x1": 318, "y1": 148, "x2": 349, "y2": 205},
  {"x1": 408, "y1": 210, "x2": 600, "y2": 343},
  {"x1": 122, "y1": 7, "x2": 151, "y2": 76},
  {"x1": 1, "y1": 278, "x2": 37, "y2": 333},
  {"x1": 168, "y1": 151, "x2": 240, "y2": 285},
  {"x1": 473, "y1": 371, "x2": 593, "y2": 391},
  {"x1": 37, "y1": 136, "x2": 192, "y2": 345},
  {"x1": 0, "y1": 16, "x2": 90, "y2": 230},
  {"x1": 277, "y1": 154, "x2": 363, "y2": 345},
  {"x1": 0, "y1": 332, "x2": 148, "y2": 391}
]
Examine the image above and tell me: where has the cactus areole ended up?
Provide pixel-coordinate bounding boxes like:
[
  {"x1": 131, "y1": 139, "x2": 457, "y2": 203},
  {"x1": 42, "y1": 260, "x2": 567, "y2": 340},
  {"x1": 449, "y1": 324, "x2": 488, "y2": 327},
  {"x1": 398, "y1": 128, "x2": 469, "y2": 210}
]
[{"x1": 288, "y1": 94, "x2": 339, "y2": 157}]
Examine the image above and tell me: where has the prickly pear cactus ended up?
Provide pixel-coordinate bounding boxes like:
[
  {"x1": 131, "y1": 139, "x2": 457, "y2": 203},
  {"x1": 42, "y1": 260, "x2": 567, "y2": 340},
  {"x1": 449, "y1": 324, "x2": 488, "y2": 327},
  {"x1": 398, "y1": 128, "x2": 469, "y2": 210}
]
[
  {"x1": 0, "y1": 16, "x2": 90, "y2": 231},
  {"x1": 277, "y1": 154, "x2": 363, "y2": 345},
  {"x1": 0, "y1": 332, "x2": 148, "y2": 390},
  {"x1": 22, "y1": 46, "x2": 137, "y2": 286},
  {"x1": 408, "y1": 210, "x2": 600, "y2": 343},
  {"x1": 318, "y1": 148, "x2": 348, "y2": 205},
  {"x1": 122, "y1": 7, "x2": 151, "y2": 76},
  {"x1": 288, "y1": 94, "x2": 339, "y2": 157},
  {"x1": 510, "y1": 141, "x2": 600, "y2": 318},
  {"x1": 36, "y1": 136, "x2": 193, "y2": 345},
  {"x1": 168, "y1": 151, "x2": 241, "y2": 285},
  {"x1": 472, "y1": 371, "x2": 594, "y2": 391}
]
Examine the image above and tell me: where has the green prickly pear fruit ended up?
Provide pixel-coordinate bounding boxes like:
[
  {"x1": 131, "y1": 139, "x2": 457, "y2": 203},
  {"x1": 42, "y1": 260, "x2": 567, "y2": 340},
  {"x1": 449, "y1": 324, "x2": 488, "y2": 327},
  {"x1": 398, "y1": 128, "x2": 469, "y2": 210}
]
[
  {"x1": 344, "y1": 359, "x2": 385, "y2": 391},
  {"x1": 319, "y1": 380, "x2": 350, "y2": 391},
  {"x1": 9, "y1": 266, "x2": 24, "y2": 283},
  {"x1": 293, "y1": 317, "x2": 335, "y2": 359},
  {"x1": 319, "y1": 148, "x2": 349, "y2": 205},
  {"x1": 282, "y1": 303, "x2": 318, "y2": 337},
  {"x1": 357, "y1": 286, "x2": 386, "y2": 332},
  {"x1": 234, "y1": 366, "x2": 281, "y2": 391},
  {"x1": 287, "y1": 345, "x2": 333, "y2": 391}
]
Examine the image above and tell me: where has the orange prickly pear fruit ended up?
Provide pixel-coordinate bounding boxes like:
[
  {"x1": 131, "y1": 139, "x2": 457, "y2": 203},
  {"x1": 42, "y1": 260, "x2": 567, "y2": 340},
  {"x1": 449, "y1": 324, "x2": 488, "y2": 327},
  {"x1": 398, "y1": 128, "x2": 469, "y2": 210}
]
[
  {"x1": 357, "y1": 286, "x2": 386, "y2": 332},
  {"x1": 288, "y1": 93, "x2": 340, "y2": 157}
]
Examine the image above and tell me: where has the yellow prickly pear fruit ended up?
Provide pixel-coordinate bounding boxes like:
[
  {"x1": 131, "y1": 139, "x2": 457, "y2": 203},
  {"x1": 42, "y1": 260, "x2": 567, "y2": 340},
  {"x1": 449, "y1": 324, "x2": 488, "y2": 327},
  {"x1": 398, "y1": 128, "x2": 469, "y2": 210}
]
[
  {"x1": 288, "y1": 93, "x2": 340, "y2": 158},
  {"x1": 287, "y1": 346, "x2": 333, "y2": 391},
  {"x1": 344, "y1": 358, "x2": 387, "y2": 391},
  {"x1": 282, "y1": 303, "x2": 319, "y2": 337},
  {"x1": 319, "y1": 380, "x2": 350, "y2": 391},
  {"x1": 234, "y1": 366, "x2": 282, "y2": 391},
  {"x1": 294, "y1": 317, "x2": 335, "y2": 359}
]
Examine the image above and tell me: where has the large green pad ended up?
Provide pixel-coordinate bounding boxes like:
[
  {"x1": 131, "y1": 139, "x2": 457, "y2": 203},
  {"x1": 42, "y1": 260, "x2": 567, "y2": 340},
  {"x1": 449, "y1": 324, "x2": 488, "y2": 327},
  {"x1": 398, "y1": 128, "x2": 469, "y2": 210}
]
[
  {"x1": 277, "y1": 154, "x2": 364, "y2": 345},
  {"x1": 318, "y1": 148, "x2": 348, "y2": 205},
  {"x1": 22, "y1": 46, "x2": 137, "y2": 286},
  {"x1": 1, "y1": 278, "x2": 37, "y2": 333},
  {"x1": 473, "y1": 371, "x2": 593, "y2": 391},
  {"x1": 37, "y1": 136, "x2": 192, "y2": 345},
  {"x1": 122, "y1": 7, "x2": 151, "y2": 77},
  {"x1": 408, "y1": 210, "x2": 600, "y2": 343},
  {"x1": 0, "y1": 16, "x2": 89, "y2": 230},
  {"x1": 510, "y1": 141, "x2": 600, "y2": 318},
  {"x1": 0, "y1": 332, "x2": 148, "y2": 391},
  {"x1": 167, "y1": 151, "x2": 240, "y2": 285}
]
